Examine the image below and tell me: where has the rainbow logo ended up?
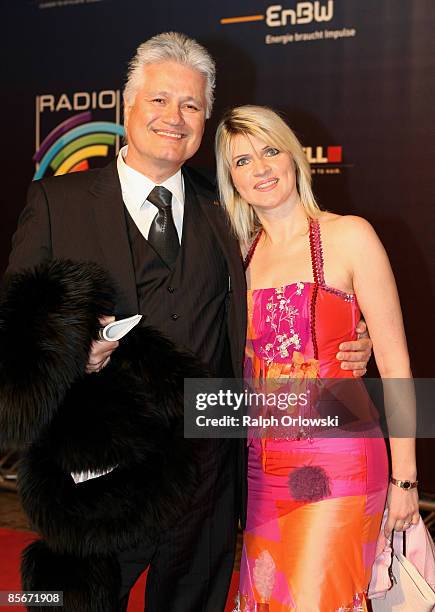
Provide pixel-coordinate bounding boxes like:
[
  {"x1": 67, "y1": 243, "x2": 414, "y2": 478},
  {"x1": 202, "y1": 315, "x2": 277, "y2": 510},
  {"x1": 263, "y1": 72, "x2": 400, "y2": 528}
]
[{"x1": 33, "y1": 111, "x2": 125, "y2": 180}]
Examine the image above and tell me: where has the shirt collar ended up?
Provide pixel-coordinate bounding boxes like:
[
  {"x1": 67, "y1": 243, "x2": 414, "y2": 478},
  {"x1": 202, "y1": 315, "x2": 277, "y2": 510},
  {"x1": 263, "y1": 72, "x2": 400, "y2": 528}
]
[{"x1": 117, "y1": 145, "x2": 184, "y2": 209}]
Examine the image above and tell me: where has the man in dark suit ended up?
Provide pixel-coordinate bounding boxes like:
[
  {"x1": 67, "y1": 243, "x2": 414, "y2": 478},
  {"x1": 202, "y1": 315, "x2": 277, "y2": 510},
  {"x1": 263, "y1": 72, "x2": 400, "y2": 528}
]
[{"x1": 7, "y1": 32, "x2": 371, "y2": 611}]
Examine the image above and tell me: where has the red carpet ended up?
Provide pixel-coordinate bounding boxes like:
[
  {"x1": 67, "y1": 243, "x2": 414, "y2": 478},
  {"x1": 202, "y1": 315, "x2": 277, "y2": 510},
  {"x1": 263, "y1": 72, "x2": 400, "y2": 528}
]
[{"x1": 0, "y1": 529, "x2": 239, "y2": 611}]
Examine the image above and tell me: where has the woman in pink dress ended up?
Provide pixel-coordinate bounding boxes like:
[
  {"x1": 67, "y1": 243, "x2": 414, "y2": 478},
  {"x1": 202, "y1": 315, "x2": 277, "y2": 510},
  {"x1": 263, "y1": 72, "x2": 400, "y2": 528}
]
[{"x1": 215, "y1": 105, "x2": 419, "y2": 611}]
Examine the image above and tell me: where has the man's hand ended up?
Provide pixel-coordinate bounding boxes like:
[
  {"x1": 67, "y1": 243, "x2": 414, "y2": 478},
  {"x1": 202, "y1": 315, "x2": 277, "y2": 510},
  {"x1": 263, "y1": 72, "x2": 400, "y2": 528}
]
[
  {"x1": 85, "y1": 316, "x2": 119, "y2": 374},
  {"x1": 336, "y1": 320, "x2": 372, "y2": 377}
]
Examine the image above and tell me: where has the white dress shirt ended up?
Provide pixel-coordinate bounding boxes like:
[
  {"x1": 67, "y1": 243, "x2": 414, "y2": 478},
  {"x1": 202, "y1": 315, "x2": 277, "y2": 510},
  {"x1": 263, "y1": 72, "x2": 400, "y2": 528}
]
[{"x1": 117, "y1": 145, "x2": 184, "y2": 241}]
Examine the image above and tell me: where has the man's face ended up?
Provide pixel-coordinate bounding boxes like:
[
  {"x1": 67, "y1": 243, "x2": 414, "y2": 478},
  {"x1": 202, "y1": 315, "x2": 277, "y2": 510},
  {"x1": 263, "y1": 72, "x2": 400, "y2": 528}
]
[{"x1": 124, "y1": 61, "x2": 207, "y2": 182}]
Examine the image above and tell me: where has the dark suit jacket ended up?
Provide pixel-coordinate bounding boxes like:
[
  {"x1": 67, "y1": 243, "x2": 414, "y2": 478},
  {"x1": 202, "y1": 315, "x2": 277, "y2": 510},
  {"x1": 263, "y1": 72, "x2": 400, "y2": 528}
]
[{"x1": 7, "y1": 161, "x2": 247, "y2": 378}]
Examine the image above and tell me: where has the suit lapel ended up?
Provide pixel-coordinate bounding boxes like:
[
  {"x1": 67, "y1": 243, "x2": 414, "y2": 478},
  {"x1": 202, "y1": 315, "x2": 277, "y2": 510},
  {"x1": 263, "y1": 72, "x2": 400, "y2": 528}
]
[
  {"x1": 183, "y1": 168, "x2": 247, "y2": 377},
  {"x1": 88, "y1": 161, "x2": 138, "y2": 315}
]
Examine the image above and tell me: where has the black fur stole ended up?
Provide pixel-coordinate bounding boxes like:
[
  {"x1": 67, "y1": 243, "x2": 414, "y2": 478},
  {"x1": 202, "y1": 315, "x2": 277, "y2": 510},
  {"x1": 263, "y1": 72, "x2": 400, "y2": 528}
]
[{"x1": 0, "y1": 260, "x2": 205, "y2": 611}]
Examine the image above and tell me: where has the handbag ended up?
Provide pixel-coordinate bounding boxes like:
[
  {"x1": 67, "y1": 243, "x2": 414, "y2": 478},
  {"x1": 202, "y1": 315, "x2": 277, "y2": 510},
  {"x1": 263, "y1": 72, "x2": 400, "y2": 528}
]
[{"x1": 370, "y1": 529, "x2": 435, "y2": 611}]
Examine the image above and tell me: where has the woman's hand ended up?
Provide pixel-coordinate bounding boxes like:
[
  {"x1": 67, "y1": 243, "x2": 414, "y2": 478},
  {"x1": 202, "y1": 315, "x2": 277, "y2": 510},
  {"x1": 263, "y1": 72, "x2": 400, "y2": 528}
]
[{"x1": 384, "y1": 482, "x2": 419, "y2": 538}]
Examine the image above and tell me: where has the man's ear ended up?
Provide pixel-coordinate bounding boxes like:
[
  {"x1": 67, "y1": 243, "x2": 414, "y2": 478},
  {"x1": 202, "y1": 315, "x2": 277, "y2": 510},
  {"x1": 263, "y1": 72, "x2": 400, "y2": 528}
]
[{"x1": 123, "y1": 105, "x2": 131, "y2": 131}]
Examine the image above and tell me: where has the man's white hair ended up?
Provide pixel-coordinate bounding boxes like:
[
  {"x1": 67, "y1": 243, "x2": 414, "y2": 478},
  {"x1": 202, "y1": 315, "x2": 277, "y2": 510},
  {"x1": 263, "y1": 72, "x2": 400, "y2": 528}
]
[{"x1": 123, "y1": 32, "x2": 216, "y2": 118}]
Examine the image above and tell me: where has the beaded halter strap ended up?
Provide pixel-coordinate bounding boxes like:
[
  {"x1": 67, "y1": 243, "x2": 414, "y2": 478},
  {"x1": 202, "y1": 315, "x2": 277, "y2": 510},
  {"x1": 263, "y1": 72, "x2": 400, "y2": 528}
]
[
  {"x1": 308, "y1": 219, "x2": 322, "y2": 360},
  {"x1": 243, "y1": 230, "x2": 262, "y2": 272},
  {"x1": 244, "y1": 219, "x2": 323, "y2": 360}
]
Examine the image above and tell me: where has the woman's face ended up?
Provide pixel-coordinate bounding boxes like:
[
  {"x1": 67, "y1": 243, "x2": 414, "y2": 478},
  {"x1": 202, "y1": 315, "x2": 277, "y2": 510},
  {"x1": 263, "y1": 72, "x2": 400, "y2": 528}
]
[{"x1": 229, "y1": 133, "x2": 299, "y2": 213}]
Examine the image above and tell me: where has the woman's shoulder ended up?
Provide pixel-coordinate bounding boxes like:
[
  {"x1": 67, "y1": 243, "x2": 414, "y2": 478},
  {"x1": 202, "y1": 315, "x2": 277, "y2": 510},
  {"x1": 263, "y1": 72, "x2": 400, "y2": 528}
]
[{"x1": 317, "y1": 212, "x2": 377, "y2": 246}]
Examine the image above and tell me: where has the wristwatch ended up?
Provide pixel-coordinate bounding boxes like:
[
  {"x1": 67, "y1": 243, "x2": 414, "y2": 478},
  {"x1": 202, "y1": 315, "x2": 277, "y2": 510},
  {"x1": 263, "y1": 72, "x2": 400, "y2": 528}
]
[{"x1": 390, "y1": 477, "x2": 418, "y2": 490}]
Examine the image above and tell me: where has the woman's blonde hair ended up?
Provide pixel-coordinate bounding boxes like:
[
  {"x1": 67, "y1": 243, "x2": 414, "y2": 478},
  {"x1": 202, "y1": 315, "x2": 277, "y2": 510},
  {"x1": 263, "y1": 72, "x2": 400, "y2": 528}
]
[{"x1": 215, "y1": 105, "x2": 320, "y2": 243}]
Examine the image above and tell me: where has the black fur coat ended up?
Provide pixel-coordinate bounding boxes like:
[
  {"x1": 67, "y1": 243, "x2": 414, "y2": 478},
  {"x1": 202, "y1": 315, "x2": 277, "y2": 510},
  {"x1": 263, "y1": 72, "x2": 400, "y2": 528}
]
[{"x1": 0, "y1": 260, "x2": 205, "y2": 611}]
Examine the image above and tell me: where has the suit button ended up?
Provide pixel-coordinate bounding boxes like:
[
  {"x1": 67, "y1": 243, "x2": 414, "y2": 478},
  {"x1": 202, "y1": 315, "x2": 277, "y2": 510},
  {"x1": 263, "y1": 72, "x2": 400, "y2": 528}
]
[
  {"x1": 168, "y1": 286, "x2": 175, "y2": 293},
  {"x1": 171, "y1": 313, "x2": 179, "y2": 320}
]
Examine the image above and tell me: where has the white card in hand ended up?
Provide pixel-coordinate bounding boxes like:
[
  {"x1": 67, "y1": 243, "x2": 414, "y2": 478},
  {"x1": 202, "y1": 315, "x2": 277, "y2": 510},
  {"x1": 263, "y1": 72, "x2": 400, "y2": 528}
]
[{"x1": 99, "y1": 314, "x2": 142, "y2": 342}]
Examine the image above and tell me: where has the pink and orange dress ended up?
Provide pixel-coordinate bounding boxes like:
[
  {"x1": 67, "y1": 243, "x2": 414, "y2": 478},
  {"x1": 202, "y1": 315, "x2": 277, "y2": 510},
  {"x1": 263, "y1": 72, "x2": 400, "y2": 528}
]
[{"x1": 237, "y1": 219, "x2": 389, "y2": 611}]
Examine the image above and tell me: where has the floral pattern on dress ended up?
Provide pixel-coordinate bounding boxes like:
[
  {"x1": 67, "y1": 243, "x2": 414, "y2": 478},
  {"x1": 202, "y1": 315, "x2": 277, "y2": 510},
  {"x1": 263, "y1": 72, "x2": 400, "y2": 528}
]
[
  {"x1": 260, "y1": 285, "x2": 305, "y2": 364},
  {"x1": 234, "y1": 594, "x2": 366, "y2": 612}
]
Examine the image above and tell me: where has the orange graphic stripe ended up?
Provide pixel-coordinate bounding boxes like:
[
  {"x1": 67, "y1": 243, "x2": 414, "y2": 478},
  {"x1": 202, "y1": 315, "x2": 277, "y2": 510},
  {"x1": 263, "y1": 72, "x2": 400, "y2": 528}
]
[
  {"x1": 69, "y1": 159, "x2": 90, "y2": 173},
  {"x1": 220, "y1": 14, "x2": 264, "y2": 24}
]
